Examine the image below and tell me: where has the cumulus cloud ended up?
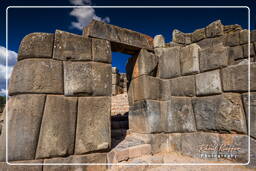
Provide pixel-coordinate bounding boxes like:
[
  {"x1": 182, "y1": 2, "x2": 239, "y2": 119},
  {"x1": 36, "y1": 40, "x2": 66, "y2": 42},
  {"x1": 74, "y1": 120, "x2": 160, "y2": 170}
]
[
  {"x1": 69, "y1": 0, "x2": 110, "y2": 30},
  {"x1": 0, "y1": 46, "x2": 17, "y2": 96}
]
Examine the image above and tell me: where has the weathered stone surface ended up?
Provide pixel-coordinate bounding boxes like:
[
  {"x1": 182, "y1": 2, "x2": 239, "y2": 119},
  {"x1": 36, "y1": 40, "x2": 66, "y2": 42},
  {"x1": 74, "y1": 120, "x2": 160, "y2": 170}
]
[
  {"x1": 53, "y1": 30, "x2": 91, "y2": 61},
  {"x1": 205, "y1": 20, "x2": 224, "y2": 38},
  {"x1": 36, "y1": 95, "x2": 77, "y2": 159},
  {"x1": 18, "y1": 33, "x2": 54, "y2": 60},
  {"x1": 196, "y1": 38, "x2": 212, "y2": 49},
  {"x1": 131, "y1": 75, "x2": 160, "y2": 101},
  {"x1": 159, "y1": 79, "x2": 171, "y2": 101},
  {"x1": 212, "y1": 35, "x2": 226, "y2": 46},
  {"x1": 151, "y1": 134, "x2": 169, "y2": 154},
  {"x1": 242, "y1": 92, "x2": 256, "y2": 139},
  {"x1": 242, "y1": 44, "x2": 255, "y2": 57},
  {"x1": 165, "y1": 97, "x2": 196, "y2": 132},
  {"x1": 199, "y1": 44, "x2": 228, "y2": 72},
  {"x1": 191, "y1": 28, "x2": 206, "y2": 42},
  {"x1": 251, "y1": 30, "x2": 256, "y2": 42},
  {"x1": 9, "y1": 59, "x2": 63, "y2": 95},
  {"x1": 153, "y1": 35, "x2": 165, "y2": 48},
  {"x1": 180, "y1": 43, "x2": 200, "y2": 75},
  {"x1": 44, "y1": 153, "x2": 107, "y2": 171},
  {"x1": 196, "y1": 70, "x2": 222, "y2": 96},
  {"x1": 172, "y1": 29, "x2": 192, "y2": 45},
  {"x1": 157, "y1": 46, "x2": 181, "y2": 78},
  {"x1": 64, "y1": 62, "x2": 111, "y2": 96},
  {"x1": 83, "y1": 20, "x2": 153, "y2": 54},
  {"x1": 249, "y1": 137, "x2": 256, "y2": 168},
  {"x1": 219, "y1": 134, "x2": 248, "y2": 163},
  {"x1": 8, "y1": 160, "x2": 43, "y2": 171},
  {"x1": 221, "y1": 63, "x2": 256, "y2": 91},
  {"x1": 132, "y1": 49, "x2": 158, "y2": 79},
  {"x1": 225, "y1": 31, "x2": 240, "y2": 46},
  {"x1": 181, "y1": 132, "x2": 220, "y2": 159},
  {"x1": 168, "y1": 133, "x2": 182, "y2": 152},
  {"x1": 240, "y1": 30, "x2": 248, "y2": 45},
  {"x1": 170, "y1": 75, "x2": 195, "y2": 97},
  {"x1": 224, "y1": 24, "x2": 242, "y2": 33},
  {"x1": 3, "y1": 94, "x2": 46, "y2": 161},
  {"x1": 192, "y1": 94, "x2": 247, "y2": 133},
  {"x1": 229, "y1": 46, "x2": 243, "y2": 63},
  {"x1": 92, "y1": 38, "x2": 111, "y2": 63},
  {"x1": 129, "y1": 100, "x2": 162, "y2": 133},
  {"x1": 75, "y1": 97, "x2": 111, "y2": 154}
]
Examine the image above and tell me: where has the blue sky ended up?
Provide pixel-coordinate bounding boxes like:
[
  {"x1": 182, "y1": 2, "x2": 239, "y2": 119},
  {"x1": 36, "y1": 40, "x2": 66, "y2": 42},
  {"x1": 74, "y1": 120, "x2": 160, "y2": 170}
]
[{"x1": 0, "y1": 0, "x2": 255, "y2": 95}]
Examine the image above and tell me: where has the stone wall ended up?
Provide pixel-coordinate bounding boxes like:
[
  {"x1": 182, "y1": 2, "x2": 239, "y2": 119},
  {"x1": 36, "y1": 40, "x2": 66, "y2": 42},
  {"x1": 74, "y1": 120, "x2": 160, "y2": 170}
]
[
  {"x1": 112, "y1": 67, "x2": 128, "y2": 96},
  {"x1": 128, "y1": 20, "x2": 256, "y2": 163}
]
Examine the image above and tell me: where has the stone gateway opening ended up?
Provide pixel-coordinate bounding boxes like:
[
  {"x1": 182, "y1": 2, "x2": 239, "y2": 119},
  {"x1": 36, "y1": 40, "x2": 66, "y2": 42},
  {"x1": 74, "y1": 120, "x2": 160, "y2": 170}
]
[{"x1": 0, "y1": 19, "x2": 255, "y2": 170}]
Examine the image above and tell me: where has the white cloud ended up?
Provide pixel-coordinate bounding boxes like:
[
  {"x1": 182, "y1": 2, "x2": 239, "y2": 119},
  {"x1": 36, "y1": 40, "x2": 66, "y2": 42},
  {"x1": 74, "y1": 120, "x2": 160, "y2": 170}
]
[
  {"x1": 0, "y1": 46, "x2": 17, "y2": 96},
  {"x1": 69, "y1": 0, "x2": 110, "y2": 30}
]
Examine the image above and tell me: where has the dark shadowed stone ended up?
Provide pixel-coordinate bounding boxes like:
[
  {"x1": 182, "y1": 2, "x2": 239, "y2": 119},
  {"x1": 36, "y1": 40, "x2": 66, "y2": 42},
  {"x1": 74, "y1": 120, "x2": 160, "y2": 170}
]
[
  {"x1": 165, "y1": 97, "x2": 196, "y2": 133},
  {"x1": 191, "y1": 28, "x2": 206, "y2": 42},
  {"x1": 242, "y1": 92, "x2": 256, "y2": 139},
  {"x1": 132, "y1": 49, "x2": 158, "y2": 79},
  {"x1": 53, "y1": 30, "x2": 92, "y2": 61},
  {"x1": 195, "y1": 70, "x2": 222, "y2": 96},
  {"x1": 192, "y1": 93, "x2": 247, "y2": 133},
  {"x1": 7, "y1": 160, "x2": 43, "y2": 171},
  {"x1": 4, "y1": 94, "x2": 46, "y2": 161},
  {"x1": 159, "y1": 79, "x2": 171, "y2": 101},
  {"x1": 240, "y1": 30, "x2": 248, "y2": 45},
  {"x1": 129, "y1": 100, "x2": 161, "y2": 133},
  {"x1": 242, "y1": 44, "x2": 255, "y2": 57},
  {"x1": 219, "y1": 134, "x2": 248, "y2": 163},
  {"x1": 170, "y1": 75, "x2": 195, "y2": 97},
  {"x1": 18, "y1": 33, "x2": 54, "y2": 60},
  {"x1": 131, "y1": 75, "x2": 160, "y2": 102},
  {"x1": 221, "y1": 63, "x2": 256, "y2": 92},
  {"x1": 181, "y1": 132, "x2": 220, "y2": 160},
  {"x1": 83, "y1": 20, "x2": 153, "y2": 54},
  {"x1": 64, "y1": 62, "x2": 111, "y2": 96},
  {"x1": 36, "y1": 95, "x2": 77, "y2": 159},
  {"x1": 44, "y1": 153, "x2": 107, "y2": 171},
  {"x1": 199, "y1": 44, "x2": 228, "y2": 72},
  {"x1": 225, "y1": 31, "x2": 240, "y2": 46},
  {"x1": 172, "y1": 29, "x2": 191, "y2": 45},
  {"x1": 251, "y1": 30, "x2": 256, "y2": 42},
  {"x1": 180, "y1": 43, "x2": 200, "y2": 75},
  {"x1": 229, "y1": 46, "x2": 244, "y2": 64},
  {"x1": 8, "y1": 59, "x2": 63, "y2": 95},
  {"x1": 205, "y1": 20, "x2": 224, "y2": 38},
  {"x1": 156, "y1": 47, "x2": 181, "y2": 78},
  {"x1": 92, "y1": 38, "x2": 112, "y2": 63},
  {"x1": 75, "y1": 97, "x2": 111, "y2": 154}
]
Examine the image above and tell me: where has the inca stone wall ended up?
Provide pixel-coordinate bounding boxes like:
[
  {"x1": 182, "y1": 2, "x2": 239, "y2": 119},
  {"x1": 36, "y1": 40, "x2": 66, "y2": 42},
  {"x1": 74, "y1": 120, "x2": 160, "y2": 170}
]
[
  {"x1": 127, "y1": 20, "x2": 256, "y2": 164},
  {"x1": 112, "y1": 67, "x2": 128, "y2": 96}
]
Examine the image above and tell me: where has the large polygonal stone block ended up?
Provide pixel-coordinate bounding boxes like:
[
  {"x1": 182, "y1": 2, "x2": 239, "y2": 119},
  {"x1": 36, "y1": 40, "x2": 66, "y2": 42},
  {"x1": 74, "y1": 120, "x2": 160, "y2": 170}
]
[
  {"x1": 195, "y1": 70, "x2": 222, "y2": 96},
  {"x1": 199, "y1": 44, "x2": 228, "y2": 72},
  {"x1": 221, "y1": 63, "x2": 256, "y2": 92},
  {"x1": 242, "y1": 43, "x2": 255, "y2": 57},
  {"x1": 92, "y1": 38, "x2": 112, "y2": 63},
  {"x1": 75, "y1": 97, "x2": 111, "y2": 154},
  {"x1": 205, "y1": 20, "x2": 224, "y2": 38},
  {"x1": 196, "y1": 38, "x2": 213, "y2": 49},
  {"x1": 170, "y1": 75, "x2": 195, "y2": 97},
  {"x1": 240, "y1": 30, "x2": 248, "y2": 45},
  {"x1": 172, "y1": 29, "x2": 192, "y2": 45},
  {"x1": 225, "y1": 31, "x2": 240, "y2": 46},
  {"x1": 129, "y1": 100, "x2": 162, "y2": 133},
  {"x1": 165, "y1": 97, "x2": 196, "y2": 132},
  {"x1": 229, "y1": 46, "x2": 243, "y2": 64},
  {"x1": 36, "y1": 95, "x2": 77, "y2": 159},
  {"x1": 64, "y1": 62, "x2": 111, "y2": 96},
  {"x1": 180, "y1": 43, "x2": 200, "y2": 75},
  {"x1": 132, "y1": 49, "x2": 158, "y2": 79},
  {"x1": 18, "y1": 33, "x2": 54, "y2": 60},
  {"x1": 192, "y1": 93, "x2": 247, "y2": 133},
  {"x1": 224, "y1": 24, "x2": 242, "y2": 33},
  {"x1": 153, "y1": 34, "x2": 165, "y2": 48},
  {"x1": 159, "y1": 79, "x2": 171, "y2": 101},
  {"x1": 131, "y1": 75, "x2": 160, "y2": 101},
  {"x1": 53, "y1": 30, "x2": 92, "y2": 61},
  {"x1": 8, "y1": 59, "x2": 63, "y2": 95},
  {"x1": 83, "y1": 20, "x2": 153, "y2": 54},
  {"x1": 4, "y1": 94, "x2": 46, "y2": 161},
  {"x1": 191, "y1": 28, "x2": 206, "y2": 42},
  {"x1": 157, "y1": 47, "x2": 181, "y2": 78},
  {"x1": 44, "y1": 153, "x2": 107, "y2": 171},
  {"x1": 242, "y1": 92, "x2": 256, "y2": 139}
]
